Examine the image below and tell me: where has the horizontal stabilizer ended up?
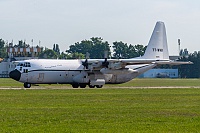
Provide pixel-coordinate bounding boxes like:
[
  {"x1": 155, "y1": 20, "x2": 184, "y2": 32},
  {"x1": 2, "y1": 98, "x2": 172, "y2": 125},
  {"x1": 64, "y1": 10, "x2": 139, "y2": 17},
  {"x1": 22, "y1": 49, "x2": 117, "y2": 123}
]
[{"x1": 154, "y1": 61, "x2": 193, "y2": 65}]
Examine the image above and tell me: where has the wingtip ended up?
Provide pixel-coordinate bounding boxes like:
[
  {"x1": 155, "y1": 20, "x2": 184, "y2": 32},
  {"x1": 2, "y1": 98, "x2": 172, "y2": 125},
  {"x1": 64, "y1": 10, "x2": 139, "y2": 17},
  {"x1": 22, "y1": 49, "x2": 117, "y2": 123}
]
[
  {"x1": 188, "y1": 61, "x2": 194, "y2": 64},
  {"x1": 156, "y1": 21, "x2": 164, "y2": 24}
]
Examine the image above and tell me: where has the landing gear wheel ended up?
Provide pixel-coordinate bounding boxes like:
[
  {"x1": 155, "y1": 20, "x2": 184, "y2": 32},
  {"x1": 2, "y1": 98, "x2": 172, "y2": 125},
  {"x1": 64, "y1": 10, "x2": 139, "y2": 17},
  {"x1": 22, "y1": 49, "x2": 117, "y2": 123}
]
[
  {"x1": 96, "y1": 85, "x2": 103, "y2": 88},
  {"x1": 72, "y1": 84, "x2": 79, "y2": 88},
  {"x1": 89, "y1": 85, "x2": 95, "y2": 88},
  {"x1": 24, "y1": 83, "x2": 31, "y2": 88},
  {"x1": 80, "y1": 84, "x2": 86, "y2": 88}
]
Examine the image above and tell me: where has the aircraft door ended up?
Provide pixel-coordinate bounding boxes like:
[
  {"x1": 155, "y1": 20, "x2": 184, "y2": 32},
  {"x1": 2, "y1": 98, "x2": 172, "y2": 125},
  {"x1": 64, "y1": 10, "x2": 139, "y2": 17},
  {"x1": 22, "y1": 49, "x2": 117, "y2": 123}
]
[{"x1": 38, "y1": 73, "x2": 44, "y2": 82}]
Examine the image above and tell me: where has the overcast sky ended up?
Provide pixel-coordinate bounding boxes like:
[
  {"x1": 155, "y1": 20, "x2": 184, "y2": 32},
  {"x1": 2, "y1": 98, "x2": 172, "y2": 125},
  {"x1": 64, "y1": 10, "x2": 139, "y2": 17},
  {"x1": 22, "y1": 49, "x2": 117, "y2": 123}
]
[{"x1": 1, "y1": 0, "x2": 200, "y2": 55}]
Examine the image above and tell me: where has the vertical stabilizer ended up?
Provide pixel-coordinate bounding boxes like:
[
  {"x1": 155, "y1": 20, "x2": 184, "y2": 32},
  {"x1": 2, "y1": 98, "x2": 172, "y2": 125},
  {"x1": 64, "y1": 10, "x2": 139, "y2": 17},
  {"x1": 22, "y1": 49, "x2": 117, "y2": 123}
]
[{"x1": 142, "y1": 21, "x2": 169, "y2": 59}]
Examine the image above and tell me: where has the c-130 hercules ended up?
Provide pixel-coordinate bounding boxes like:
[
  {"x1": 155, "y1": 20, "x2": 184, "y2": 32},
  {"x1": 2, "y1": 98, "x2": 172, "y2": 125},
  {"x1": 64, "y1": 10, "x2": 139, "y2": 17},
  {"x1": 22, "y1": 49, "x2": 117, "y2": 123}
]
[{"x1": 9, "y1": 21, "x2": 192, "y2": 88}]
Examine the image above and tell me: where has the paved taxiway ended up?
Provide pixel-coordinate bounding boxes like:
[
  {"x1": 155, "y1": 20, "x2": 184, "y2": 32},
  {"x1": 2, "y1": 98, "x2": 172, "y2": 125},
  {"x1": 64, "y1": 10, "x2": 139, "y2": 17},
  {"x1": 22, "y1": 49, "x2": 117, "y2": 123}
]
[{"x1": 1, "y1": 86, "x2": 200, "y2": 89}]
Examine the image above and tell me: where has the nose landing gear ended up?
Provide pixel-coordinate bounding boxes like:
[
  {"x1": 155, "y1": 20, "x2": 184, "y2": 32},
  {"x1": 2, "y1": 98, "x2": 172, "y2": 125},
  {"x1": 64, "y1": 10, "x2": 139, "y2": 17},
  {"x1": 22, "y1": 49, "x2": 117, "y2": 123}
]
[{"x1": 24, "y1": 83, "x2": 31, "y2": 88}]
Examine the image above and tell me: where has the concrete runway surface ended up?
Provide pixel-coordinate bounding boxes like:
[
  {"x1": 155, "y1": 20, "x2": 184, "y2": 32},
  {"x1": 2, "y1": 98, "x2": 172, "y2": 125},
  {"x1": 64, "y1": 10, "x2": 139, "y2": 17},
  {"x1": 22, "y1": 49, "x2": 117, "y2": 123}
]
[{"x1": 1, "y1": 86, "x2": 200, "y2": 90}]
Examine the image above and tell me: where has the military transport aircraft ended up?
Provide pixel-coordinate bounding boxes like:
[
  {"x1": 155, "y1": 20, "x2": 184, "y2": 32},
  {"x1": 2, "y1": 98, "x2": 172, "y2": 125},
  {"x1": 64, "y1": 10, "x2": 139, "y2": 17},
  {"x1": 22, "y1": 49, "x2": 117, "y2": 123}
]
[{"x1": 9, "y1": 21, "x2": 192, "y2": 88}]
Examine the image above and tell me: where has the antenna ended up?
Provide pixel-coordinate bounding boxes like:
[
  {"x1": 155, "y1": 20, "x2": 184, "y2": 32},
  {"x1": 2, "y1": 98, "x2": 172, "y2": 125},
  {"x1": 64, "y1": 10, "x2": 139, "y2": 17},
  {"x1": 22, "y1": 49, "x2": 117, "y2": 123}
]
[
  {"x1": 178, "y1": 39, "x2": 181, "y2": 56},
  {"x1": 31, "y1": 39, "x2": 33, "y2": 47}
]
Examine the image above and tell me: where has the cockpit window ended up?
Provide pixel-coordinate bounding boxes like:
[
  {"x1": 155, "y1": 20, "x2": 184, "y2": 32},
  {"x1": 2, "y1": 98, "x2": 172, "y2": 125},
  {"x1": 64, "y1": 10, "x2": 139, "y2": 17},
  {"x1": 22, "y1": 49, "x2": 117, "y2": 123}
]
[
  {"x1": 17, "y1": 63, "x2": 24, "y2": 66},
  {"x1": 17, "y1": 62, "x2": 31, "y2": 67},
  {"x1": 24, "y1": 62, "x2": 31, "y2": 67}
]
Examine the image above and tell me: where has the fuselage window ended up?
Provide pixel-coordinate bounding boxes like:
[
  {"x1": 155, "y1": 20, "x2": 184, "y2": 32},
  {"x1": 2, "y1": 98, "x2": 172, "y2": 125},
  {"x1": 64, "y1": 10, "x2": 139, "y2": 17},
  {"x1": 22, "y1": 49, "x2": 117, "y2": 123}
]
[
  {"x1": 23, "y1": 69, "x2": 28, "y2": 73},
  {"x1": 23, "y1": 62, "x2": 31, "y2": 67}
]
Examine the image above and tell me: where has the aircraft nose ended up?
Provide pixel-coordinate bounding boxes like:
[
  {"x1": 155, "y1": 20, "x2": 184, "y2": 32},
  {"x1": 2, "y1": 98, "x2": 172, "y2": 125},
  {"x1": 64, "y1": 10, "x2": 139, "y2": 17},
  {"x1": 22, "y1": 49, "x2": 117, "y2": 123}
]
[{"x1": 9, "y1": 69, "x2": 21, "y2": 81}]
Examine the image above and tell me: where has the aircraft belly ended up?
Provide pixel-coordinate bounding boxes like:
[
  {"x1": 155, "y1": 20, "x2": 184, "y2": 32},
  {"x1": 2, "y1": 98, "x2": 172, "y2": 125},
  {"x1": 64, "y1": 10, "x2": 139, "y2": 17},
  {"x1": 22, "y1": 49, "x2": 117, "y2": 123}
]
[
  {"x1": 106, "y1": 73, "x2": 138, "y2": 84},
  {"x1": 106, "y1": 64, "x2": 157, "y2": 84},
  {"x1": 101, "y1": 68, "x2": 137, "y2": 84},
  {"x1": 27, "y1": 71, "x2": 80, "y2": 84}
]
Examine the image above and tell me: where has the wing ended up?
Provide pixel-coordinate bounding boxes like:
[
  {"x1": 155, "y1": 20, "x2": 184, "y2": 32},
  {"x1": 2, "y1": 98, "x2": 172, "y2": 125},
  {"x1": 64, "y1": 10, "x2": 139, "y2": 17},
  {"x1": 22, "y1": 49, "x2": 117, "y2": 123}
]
[{"x1": 81, "y1": 58, "x2": 193, "y2": 70}]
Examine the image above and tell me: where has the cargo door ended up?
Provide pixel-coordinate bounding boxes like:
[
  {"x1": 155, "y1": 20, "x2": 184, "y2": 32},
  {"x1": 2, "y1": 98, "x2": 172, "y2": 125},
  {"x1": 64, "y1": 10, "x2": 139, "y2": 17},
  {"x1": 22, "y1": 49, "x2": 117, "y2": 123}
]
[{"x1": 37, "y1": 73, "x2": 44, "y2": 82}]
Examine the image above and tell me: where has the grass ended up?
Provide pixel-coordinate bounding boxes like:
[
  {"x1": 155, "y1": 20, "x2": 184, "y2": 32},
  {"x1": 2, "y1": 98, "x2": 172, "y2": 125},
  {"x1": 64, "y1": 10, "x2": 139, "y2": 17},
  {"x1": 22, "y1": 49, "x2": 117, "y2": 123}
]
[
  {"x1": 1, "y1": 78, "x2": 200, "y2": 88},
  {"x1": 0, "y1": 78, "x2": 200, "y2": 132},
  {"x1": 113, "y1": 78, "x2": 200, "y2": 87},
  {"x1": 0, "y1": 78, "x2": 23, "y2": 87}
]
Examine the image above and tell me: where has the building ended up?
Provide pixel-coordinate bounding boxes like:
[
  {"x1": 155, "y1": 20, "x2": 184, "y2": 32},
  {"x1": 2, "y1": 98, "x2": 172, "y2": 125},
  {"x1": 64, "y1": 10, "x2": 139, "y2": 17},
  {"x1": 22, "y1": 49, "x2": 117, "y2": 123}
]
[
  {"x1": 138, "y1": 69, "x2": 178, "y2": 78},
  {"x1": 0, "y1": 58, "x2": 17, "y2": 77},
  {"x1": 7, "y1": 46, "x2": 43, "y2": 60},
  {"x1": 0, "y1": 46, "x2": 43, "y2": 77}
]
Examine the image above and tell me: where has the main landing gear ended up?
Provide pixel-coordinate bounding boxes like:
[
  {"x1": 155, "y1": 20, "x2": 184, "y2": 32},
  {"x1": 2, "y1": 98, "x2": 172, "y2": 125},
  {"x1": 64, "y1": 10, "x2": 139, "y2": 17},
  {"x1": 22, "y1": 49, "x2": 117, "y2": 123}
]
[
  {"x1": 24, "y1": 82, "x2": 31, "y2": 88},
  {"x1": 71, "y1": 84, "x2": 103, "y2": 88}
]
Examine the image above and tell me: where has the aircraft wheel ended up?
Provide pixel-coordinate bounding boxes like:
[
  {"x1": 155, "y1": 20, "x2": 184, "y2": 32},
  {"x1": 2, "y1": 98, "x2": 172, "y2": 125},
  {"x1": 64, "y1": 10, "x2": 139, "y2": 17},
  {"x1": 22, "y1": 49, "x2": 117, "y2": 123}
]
[
  {"x1": 80, "y1": 84, "x2": 86, "y2": 88},
  {"x1": 24, "y1": 83, "x2": 31, "y2": 88},
  {"x1": 89, "y1": 85, "x2": 95, "y2": 88},
  {"x1": 96, "y1": 85, "x2": 103, "y2": 88},
  {"x1": 72, "y1": 84, "x2": 79, "y2": 88}
]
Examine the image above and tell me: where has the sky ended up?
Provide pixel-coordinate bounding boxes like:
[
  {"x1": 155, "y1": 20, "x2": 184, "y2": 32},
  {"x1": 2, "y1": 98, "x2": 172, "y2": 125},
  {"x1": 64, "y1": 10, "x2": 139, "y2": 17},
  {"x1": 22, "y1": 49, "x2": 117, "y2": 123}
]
[{"x1": 0, "y1": 0, "x2": 200, "y2": 55}]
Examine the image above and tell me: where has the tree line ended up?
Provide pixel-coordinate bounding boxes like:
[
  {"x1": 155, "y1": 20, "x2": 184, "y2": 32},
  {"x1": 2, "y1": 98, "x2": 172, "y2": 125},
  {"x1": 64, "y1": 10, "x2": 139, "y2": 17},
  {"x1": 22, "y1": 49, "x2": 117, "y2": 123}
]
[
  {"x1": 0, "y1": 37, "x2": 198, "y2": 78},
  {"x1": 0, "y1": 37, "x2": 146, "y2": 59}
]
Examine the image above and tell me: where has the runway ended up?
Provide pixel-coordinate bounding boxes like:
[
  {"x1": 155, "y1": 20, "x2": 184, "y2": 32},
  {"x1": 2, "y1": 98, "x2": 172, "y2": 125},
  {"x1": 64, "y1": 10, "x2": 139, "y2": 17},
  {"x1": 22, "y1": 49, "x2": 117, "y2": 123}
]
[{"x1": 1, "y1": 86, "x2": 200, "y2": 89}]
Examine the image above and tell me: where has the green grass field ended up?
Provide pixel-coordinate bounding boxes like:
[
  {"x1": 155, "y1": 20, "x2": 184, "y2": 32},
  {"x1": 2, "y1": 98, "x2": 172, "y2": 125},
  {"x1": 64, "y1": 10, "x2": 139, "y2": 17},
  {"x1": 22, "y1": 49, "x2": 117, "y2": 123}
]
[
  {"x1": 1, "y1": 78, "x2": 200, "y2": 88},
  {"x1": 0, "y1": 78, "x2": 200, "y2": 132}
]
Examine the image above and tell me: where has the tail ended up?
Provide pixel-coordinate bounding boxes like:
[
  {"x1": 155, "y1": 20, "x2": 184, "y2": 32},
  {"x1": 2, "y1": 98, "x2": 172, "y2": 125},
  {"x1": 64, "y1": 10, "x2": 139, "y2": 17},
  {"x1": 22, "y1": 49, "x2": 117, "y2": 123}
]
[{"x1": 141, "y1": 21, "x2": 169, "y2": 60}]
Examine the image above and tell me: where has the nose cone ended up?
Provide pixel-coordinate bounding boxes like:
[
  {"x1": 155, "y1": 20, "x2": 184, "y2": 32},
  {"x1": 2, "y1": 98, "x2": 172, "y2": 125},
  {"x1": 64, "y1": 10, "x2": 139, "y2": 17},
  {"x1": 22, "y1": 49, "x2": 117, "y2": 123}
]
[{"x1": 9, "y1": 69, "x2": 21, "y2": 81}]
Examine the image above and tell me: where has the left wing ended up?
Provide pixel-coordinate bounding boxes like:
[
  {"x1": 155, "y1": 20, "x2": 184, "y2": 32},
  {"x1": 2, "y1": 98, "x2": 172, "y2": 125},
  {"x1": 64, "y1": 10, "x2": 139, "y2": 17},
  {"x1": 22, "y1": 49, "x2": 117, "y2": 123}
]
[{"x1": 82, "y1": 58, "x2": 192, "y2": 70}]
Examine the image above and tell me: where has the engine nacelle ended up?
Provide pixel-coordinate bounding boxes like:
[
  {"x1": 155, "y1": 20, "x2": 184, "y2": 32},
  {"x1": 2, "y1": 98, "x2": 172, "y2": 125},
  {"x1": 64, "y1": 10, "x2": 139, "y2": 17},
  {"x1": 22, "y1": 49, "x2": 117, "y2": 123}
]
[{"x1": 108, "y1": 62, "x2": 123, "y2": 69}]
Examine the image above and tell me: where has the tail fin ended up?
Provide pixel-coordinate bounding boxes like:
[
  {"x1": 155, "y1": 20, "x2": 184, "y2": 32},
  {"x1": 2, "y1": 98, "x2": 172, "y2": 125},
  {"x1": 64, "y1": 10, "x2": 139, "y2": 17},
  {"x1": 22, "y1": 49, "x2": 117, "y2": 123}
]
[{"x1": 142, "y1": 21, "x2": 169, "y2": 60}]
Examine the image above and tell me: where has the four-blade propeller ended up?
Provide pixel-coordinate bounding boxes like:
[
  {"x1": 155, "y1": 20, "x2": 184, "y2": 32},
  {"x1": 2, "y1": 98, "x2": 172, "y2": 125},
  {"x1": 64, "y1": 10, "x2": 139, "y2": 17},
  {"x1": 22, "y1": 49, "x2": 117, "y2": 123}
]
[{"x1": 82, "y1": 52, "x2": 90, "y2": 69}]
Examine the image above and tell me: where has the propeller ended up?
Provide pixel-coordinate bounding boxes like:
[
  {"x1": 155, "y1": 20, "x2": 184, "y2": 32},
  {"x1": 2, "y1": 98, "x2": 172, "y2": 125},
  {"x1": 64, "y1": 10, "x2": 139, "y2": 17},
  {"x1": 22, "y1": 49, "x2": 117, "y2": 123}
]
[
  {"x1": 82, "y1": 52, "x2": 90, "y2": 69},
  {"x1": 102, "y1": 50, "x2": 109, "y2": 68}
]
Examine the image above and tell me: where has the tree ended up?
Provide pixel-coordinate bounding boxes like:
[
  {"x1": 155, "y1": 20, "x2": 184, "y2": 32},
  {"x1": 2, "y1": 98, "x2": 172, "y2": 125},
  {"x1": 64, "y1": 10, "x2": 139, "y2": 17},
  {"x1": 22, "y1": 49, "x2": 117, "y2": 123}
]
[
  {"x1": 0, "y1": 39, "x2": 6, "y2": 58},
  {"x1": 112, "y1": 41, "x2": 131, "y2": 59},
  {"x1": 177, "y1": 53, "x2": 200, "y2": 78},
  {"x1": 90, "y1": 37, "x2": 110, "y2": 58},
  {"x1": 38, "y1": 49, "x2": 58, "y2": 59},
  {"x1": 69, "y1": 52, "x2": 85, "y2": 59},
  {"x1": 134, "y1": 44, "x2": 146, "y2": 57},
  {"x1": 59, "y1": 52, "x2": 68, "y2": 59},
  {"x1": 112, "y1": 42, "x2": 146, "y2": 59},
  {"x1": 53, "y1": 44, "x2": 60, "y2": 55},
  {"x1": 66, "y1": 37, "x2": 111, "y2": 59}
]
